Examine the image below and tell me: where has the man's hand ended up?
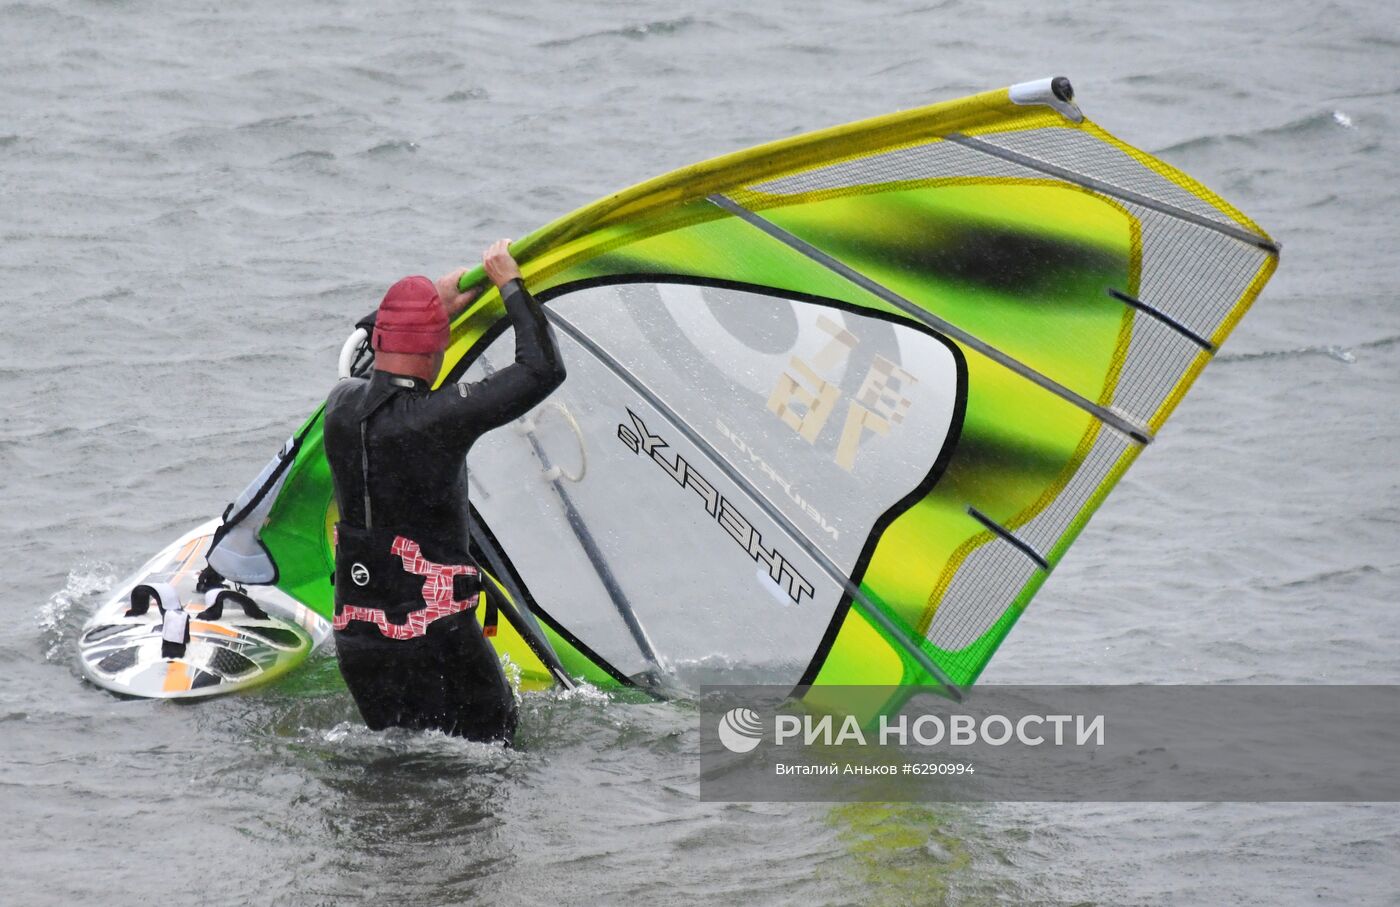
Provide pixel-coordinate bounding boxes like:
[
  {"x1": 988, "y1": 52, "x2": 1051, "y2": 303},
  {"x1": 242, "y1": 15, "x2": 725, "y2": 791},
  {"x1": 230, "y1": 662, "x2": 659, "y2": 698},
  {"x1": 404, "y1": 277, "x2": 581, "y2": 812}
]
[
  {"x1": 482, "y1": 239, "x2": 523, "y2": 288},
  {"x1": 436, "y1": 267, "x2": 485, "y2": 319}
]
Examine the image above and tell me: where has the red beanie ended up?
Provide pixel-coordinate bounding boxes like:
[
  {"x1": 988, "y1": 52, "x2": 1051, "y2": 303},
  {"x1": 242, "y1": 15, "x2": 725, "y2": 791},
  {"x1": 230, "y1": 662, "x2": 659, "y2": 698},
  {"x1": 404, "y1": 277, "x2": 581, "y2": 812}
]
[{"x1": 372, "y1": 276, "x2": 449, "y2": 354}]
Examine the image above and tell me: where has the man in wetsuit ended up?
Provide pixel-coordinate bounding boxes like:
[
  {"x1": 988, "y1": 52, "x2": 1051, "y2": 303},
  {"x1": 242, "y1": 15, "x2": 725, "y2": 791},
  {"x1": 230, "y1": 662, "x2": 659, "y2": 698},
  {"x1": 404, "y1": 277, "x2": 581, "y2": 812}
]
[{"x1": 323, "y1": 240, "x2": 566, "y2": 742}]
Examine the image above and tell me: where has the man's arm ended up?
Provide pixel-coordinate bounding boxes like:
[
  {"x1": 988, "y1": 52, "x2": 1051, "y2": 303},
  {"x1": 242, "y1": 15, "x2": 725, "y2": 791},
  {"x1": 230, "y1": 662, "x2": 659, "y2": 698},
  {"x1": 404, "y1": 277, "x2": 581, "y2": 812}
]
[
  {"x1": 429, "y1": 241, "x2": 567, "y2": 442},
  {"x1": 435, "y1": 268, "x2": 486, "y2": 320},
  {"x1": 354, "y1": 270, "x2": 483, "y2": 335}
]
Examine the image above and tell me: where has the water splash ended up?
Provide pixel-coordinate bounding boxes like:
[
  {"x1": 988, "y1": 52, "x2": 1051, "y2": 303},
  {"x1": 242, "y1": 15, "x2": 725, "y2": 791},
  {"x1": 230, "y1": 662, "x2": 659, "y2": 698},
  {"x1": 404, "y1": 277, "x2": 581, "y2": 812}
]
[
  {"x1": 316, "y1": 720, "x2": 519, "y2": 767},
  {"x1": 1332, "y1": 110, "x2": 1355, "y2": 128},
  {"x1": 37, "y1": 564, "x2": 115, "y2": 661},
  {"x1": 545, "y1": 679, "x2": 612, "y2": 704},
  {"x1": 323, "y1": 720, "x2": 355, "y2": 743},
  {"x1": 500, "y1": 652, "x2": 524, "y2": 707}
]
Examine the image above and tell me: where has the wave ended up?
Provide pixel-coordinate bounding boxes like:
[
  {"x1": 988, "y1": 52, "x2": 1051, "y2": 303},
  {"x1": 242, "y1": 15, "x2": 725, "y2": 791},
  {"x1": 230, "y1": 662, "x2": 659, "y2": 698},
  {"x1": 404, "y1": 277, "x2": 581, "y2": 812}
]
[
  {"x1": 274, "y1": 149, "x2": 336, "y2": 165},
  {"x1": 1217, "y1": 333, "x2": 1400, "y2": 365},
  {"x1": 1323, "y1": 84, "x2": 1400, "y2": 103},
  {"x1": 1216, "y1": 344, "x2": 1356, "y2": 364},
  {"x1": 539, "y1": 15, "x2": 702, "y2": 49},
  {"x1": 1260, "y1": 563, "x2": 1388, "y2": 593},
  {"x1": 1154, "y1": 110, "x2": 1360, "y2": 157},
  {"x1": 441, "y1": 87, "x2": 488, "y2": 103},
  {"x1": 235, "y1": 113, "x2": 319, "y2": 133},
  {"x1": 362, "y1": 139, "x2": 419, "y2": 156},
  {"x1": 0, "y1": 1, "x2": 88, "y2": 27}
]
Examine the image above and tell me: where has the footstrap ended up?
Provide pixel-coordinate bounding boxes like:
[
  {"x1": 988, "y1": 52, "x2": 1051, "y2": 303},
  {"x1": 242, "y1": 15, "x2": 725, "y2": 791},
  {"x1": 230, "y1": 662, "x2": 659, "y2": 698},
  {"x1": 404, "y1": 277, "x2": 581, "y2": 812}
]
[
  {"x1": 198, "y1": 588, "x2": 271, "y2": 622},
  {"x1": 127, "y1": 583, "x2": 190, "y2": 658}
]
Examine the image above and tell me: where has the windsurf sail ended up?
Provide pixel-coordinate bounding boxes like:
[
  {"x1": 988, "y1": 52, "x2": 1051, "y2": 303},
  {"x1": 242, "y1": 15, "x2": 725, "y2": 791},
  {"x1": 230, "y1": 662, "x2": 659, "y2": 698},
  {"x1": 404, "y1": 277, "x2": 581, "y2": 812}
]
[{"x1": 230, "y1": 77, "x2": 1277, "y2": 704}]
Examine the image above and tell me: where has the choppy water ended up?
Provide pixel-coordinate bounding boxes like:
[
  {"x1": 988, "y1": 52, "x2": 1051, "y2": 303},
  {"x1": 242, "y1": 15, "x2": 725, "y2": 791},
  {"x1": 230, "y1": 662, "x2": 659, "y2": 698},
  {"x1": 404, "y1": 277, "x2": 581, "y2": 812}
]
[{"x1": 3, "y1": 0, "x2": 1399, "y2": 904}]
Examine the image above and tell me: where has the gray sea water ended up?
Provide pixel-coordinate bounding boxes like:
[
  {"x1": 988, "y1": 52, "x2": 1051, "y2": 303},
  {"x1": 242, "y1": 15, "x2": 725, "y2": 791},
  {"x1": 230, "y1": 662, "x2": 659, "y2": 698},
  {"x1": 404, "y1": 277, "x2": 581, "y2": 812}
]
[{"x1": 3, "y1": 0, "x2": 1398, "y2": 904}]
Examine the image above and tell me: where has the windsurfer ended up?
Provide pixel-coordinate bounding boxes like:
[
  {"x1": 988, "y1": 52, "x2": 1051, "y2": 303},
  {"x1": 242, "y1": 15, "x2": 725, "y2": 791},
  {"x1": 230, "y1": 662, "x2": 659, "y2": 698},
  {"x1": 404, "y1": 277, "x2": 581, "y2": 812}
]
[{"x1": 323, "y1": 240, "x2": 566, "y2": 742}]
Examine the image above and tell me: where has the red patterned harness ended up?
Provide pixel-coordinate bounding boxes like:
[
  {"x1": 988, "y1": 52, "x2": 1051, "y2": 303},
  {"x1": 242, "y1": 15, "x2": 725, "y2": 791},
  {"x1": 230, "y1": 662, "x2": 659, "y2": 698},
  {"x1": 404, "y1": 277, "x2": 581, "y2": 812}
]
[{"x1": 333, "y1": 536, "x2": 483, "y2": 640}]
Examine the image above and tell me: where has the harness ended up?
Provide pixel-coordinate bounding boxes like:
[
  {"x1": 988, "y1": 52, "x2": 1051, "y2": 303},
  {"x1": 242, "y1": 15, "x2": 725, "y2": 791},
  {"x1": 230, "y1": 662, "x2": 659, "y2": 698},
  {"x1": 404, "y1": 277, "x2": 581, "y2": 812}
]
[{"x1": 333, "y1": 379, "x2": 496, "y2": 640}]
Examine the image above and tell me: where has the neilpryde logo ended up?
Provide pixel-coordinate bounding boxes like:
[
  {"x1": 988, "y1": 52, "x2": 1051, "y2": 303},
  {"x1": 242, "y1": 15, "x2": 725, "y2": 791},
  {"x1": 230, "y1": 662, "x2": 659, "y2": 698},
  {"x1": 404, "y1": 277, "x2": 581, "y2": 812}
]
[{"x1": 717, "y1": 708, "x2": 764, "y2": 753}]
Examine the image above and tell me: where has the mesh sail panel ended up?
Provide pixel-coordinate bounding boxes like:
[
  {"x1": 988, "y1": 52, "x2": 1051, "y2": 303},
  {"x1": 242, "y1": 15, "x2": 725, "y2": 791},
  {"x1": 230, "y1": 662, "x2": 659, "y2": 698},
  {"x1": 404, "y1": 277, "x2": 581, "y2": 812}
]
[
  {"x1": 973, "y1": 127, "x2": 1246, "y2": 228},
  {"x1": 749, "y1": 139, "x2": 1031, "y2": 195}
]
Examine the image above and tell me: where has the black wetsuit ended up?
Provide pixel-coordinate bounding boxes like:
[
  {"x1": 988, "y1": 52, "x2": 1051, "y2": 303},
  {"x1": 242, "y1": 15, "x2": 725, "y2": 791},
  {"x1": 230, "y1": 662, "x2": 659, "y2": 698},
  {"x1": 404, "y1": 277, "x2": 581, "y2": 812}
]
[{"x1": 324, "y1": 278, "x2": 565, "y2": 741}]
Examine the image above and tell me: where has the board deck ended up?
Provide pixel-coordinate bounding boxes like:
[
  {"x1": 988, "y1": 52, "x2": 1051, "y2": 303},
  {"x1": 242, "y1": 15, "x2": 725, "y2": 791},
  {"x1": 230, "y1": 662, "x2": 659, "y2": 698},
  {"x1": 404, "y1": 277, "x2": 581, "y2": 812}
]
[{"x1": 78, "y1": 520, "x2": 332, "y2": 699}]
